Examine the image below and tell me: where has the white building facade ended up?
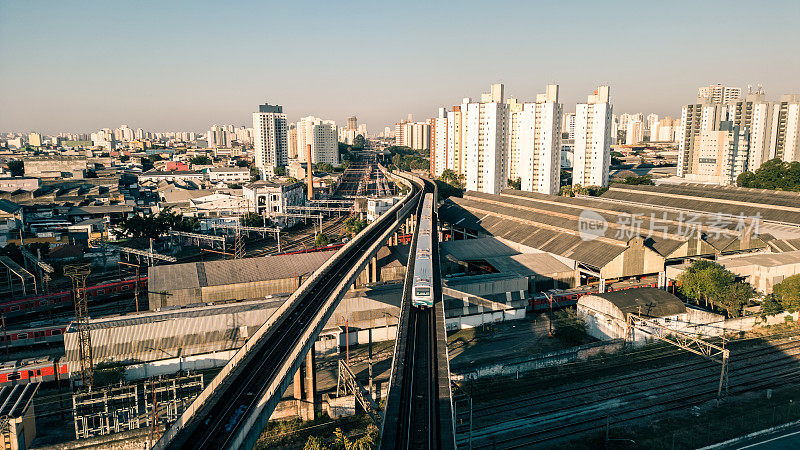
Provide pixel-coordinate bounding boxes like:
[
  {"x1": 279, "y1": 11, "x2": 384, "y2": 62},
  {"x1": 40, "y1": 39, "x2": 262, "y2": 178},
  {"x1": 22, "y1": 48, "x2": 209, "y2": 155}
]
[
  {"x1": 297, "y1": 116, "x2": 338, "y2": 166},
  {"x1": 464, "y1": 84, "x2": 508, "y2": 194},
  {"x1": 573, "y1": 86, "x2": 613, "y2": 188},
  {"x1": 252, "y1": 103, "x2": 288, "y2": 179}
]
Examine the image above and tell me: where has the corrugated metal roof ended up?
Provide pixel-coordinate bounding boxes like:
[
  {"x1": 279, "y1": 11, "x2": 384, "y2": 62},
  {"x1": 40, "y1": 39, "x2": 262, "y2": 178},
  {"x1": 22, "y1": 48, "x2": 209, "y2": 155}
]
[
  {"x1": 148, "y1": 250, "x2": 337, "y2": 292},
  {"x1": 719, "y1": 250, "x2": 800, "y2": 269},
  {"x1": 440, "y1": 237, "x2": 519, "y2": 260},
  {"x1": 73, "y1": 298, "x2": 285, "y2": 331},
  {"x1": 0, "y1": 383, "x2": 39, "y2": 418},
  {"x1": 581, "y1": 287, "x2": 686, "y2": 318},
  {"x1": 484, "y1": 253, "x2": 573, "y2": 276}
]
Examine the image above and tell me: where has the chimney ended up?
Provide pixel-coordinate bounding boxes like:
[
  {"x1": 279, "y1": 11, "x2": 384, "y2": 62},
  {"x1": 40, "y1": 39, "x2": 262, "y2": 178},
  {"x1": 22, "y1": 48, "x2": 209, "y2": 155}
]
[{"x1": 306, "y1": 144, "x2": 314, "y2": 200}]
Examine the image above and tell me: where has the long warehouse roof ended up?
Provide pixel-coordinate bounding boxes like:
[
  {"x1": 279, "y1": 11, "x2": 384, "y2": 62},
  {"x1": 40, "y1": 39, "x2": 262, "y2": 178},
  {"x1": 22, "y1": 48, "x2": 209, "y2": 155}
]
[{"x1": 148, "y1": 250, "x2": 337, "y2": 292}]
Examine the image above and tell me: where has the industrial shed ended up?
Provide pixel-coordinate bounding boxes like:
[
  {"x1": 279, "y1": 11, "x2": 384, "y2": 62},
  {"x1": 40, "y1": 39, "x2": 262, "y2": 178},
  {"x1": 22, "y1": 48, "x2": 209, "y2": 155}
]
[
  {"x1": 65, "y1": 299, "x2": 283, "y2": 373},
  {"x1": 437, "y1": 188, "x2": 785, "y2": 289},
  {"x1": 440, "y1": 237, "x2": 575, "y2": 291},
  {"x1": 719, "y1": 250, "x2": 800, "y2": 294},
  {"x1": 577, "y1": 288, "x2": 687, "y2": 342},
  {"x1": 147, "y1": 250, "x2": 337, "y2": 309}
]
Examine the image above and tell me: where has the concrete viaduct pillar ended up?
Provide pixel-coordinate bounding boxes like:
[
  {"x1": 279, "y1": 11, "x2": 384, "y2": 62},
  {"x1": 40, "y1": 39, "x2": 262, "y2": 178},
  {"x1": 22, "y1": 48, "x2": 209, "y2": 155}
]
[{"x1": 294, "y1": 350, "x2": 317, "y2": 420}]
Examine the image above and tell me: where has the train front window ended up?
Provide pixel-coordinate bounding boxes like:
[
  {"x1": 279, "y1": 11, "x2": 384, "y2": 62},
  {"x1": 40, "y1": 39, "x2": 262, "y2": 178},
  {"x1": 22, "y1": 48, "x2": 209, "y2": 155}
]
[{"x1": 415, "y1": 288, "x2": 431, "y2": 297}]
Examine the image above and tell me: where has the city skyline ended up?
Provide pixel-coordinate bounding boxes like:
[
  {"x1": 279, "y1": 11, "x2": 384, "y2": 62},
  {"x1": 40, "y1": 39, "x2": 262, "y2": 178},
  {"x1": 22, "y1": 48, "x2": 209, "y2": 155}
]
[{"x1": 1, "y1": 0, "x2": 799, "y2": 134}]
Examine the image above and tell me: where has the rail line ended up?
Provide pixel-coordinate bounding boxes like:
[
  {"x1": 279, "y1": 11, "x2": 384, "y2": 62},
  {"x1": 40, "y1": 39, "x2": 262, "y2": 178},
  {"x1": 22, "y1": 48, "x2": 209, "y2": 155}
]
[{"x1": 470, "y1": 340, "x2": 800, "y2": 448}]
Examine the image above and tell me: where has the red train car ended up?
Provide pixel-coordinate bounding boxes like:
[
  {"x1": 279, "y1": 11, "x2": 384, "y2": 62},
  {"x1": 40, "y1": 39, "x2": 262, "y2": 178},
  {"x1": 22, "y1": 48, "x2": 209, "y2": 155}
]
[
  {"x1": 0, "y1": 357, "x2": 68, "y2": 385},
  {"x1": 0, "y1": 323, "x2": 68, "y2": 349},
  {"x1": 530, "y1": 280, "x2": 667, "y2": 311},
  {"x1": 0, "y1": 276, "x2": 147, "y2": 318}
]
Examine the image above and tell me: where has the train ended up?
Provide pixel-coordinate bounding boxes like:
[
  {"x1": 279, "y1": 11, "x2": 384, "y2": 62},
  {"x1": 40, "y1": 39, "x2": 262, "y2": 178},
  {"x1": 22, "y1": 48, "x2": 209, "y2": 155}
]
[
  {"x1": 0, "y1": 323, "x2": 68, "y2": 349},
  {"x1": 411, "y1": 193, "x2": 435, "y2": 308},
  {"x1": 0, "y1": 276, "x2": 147, "y2": 319},
  {"x1": 529, "y1": 279, "x2": 665, "y2": 311},
  {"x1": 0, "y1": 357, "x2": 69, "y2": 385}
]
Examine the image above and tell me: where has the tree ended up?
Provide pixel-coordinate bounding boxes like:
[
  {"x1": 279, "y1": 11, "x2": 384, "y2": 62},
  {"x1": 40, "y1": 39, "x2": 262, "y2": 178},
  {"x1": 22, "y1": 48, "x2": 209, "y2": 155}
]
[
  {"x1": 437, "y1": 169, "x2": 464, "y2": 189},
  {"x1": 119, "y1": 154, "x2": 130, "y2": 162},
  {"x1": 553, "y1": 309, "x2": 589, "y2": 345},
  {"x1": 773, "y1": 274, "x2": 800, "y2": 312},
  {"x1": 343, "y1": 216, "x2": 368, "y2": 237},
  {"x1": 115, "y1": 207, "x2": 198, "y2": 239},
  {"x1": 737, "y1": 159, "x2": 800, "y2": 191},
  {"x1": 620, "y1": 175, "x2": 655, "y2": 186},
  {"x1": 7, "y1": 160, "x2": 23, "y2": 177},
  {"x1": 719, "y1": 282, "x2": 754, "y2": 317},
  {"x1": 353, "y1": 134, "x2": 365, "y2": 149},
  {"x1": 250, "y1": 167, "x2": 261, "y2": 181},
  {"x1": 240, "y1": 212, "x2": 264, "y2": 228},
  {"x1": 190, "y1": 155, "x2": 212, "y2": 166},
  {"x1": 678, "y1": 260, "x2": 741, "y2": 312},
  {"x1": 236, "y1": 159, "x2": 250, "y2": 168},
  {"x1": 274, "y1": 166, "x2": 286, "y2": 176},
  {"x1": 314, "y1": 233, "x2": 330, "y2": 247},
  {"x1": 507, "y1": 178, "x2": 521, "y2": 190},
  {"x1": 760, "y1": 295, "x2": 785, "y2": 317},
  {"x1": 315, "y1": 163, "x2": 334, "y2": 173}
]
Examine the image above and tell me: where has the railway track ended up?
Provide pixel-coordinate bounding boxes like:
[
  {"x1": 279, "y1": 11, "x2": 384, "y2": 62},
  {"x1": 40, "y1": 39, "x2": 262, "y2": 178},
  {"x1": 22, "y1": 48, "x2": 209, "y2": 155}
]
[
  {"x1": 469, "y1": 339, "x2": 800, "y2": 448},
  {"x1": 157, "y1": 169, "x2": 423, "y2": 449}
]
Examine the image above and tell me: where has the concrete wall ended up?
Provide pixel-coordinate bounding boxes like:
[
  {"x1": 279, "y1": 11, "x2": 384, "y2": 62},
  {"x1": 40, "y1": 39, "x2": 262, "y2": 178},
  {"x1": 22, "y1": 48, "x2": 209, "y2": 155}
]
[
  {"x1": 444, "y1": 308, "x2": 526, "y2": 331},
  {"x1": 451, "y1": 339, "x2": 624, "y2": 379}
]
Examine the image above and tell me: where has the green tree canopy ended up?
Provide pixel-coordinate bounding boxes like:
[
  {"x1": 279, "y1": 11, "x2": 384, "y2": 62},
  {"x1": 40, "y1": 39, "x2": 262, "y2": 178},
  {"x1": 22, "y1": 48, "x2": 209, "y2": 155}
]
[
  {"x1": 274, "y1": 166, "x2": 286, "y2": 176},
  {"x1": 773, "y1": 274, "x2": 800, "y2": 312},
  {"x1": 190, "y1": 155, "x2": 212, "y2": 166},
  {"x1": 353, "y1": 134, "x2": 365, "y2": 149},
  {"x1": 678, "y1": 259, "x2": 752, "y2": 316},
  {"x1": 115, "y1": 207, "x2": 198, "y2": 239},
  {"x1": 737, "y1": 159, "x2": 800, "y2": 191},
  {"x1": 507, "y1": 178, "x2": 521, "y2": 190},
  {"x1": 343, "y1": 216, "x2": 368, "y2": 237},
  {"x1": 620, "y1": 175, "x2": 654, "y2": 185},
  {"x1": 7, "y1": 160, "x2": 23, "y2": 177},
  {"x1": 314, "y1": 233, "x2": 330, "y2": 247}
]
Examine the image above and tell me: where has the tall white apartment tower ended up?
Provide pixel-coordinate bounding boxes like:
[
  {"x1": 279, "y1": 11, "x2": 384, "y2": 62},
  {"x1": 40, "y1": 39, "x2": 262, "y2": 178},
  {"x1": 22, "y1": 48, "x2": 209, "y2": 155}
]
[
  {"x1": 698, "y1": 84, "x2": 742, "y2": 105},
  {"x1": 517, "y1": 84, "x2": 562, "y2": 194},
  {"x1": 252, "y1": 103, "x2": 288, "y2": 179},
  {"x1": 297, "y1": 116, "x2": 339, "y2": 165},
  {"x1": 464, "y1": 83, "x2": 508, "y2": 194},
  {"x1": 771, "y1": 95, "x2": 800, "y2": 163},
  {"x1": 677, "y1": 101, "x2": 727, "y2": 178},
  {"x1": 573, "y1": 86, "x2": 613, "y2": 188},
  {"x1": 432, "y1": 108, "x2": 450, "y2": 177}
]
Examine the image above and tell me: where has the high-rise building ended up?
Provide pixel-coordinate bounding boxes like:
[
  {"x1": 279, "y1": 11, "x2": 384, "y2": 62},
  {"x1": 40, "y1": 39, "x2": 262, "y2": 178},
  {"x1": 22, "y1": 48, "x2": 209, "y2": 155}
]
[
  {"x1": 646, "y1": 113, "x2": 659, "y2": 133},
  {"x1": 412, "y1": 122, "x2": 430, "y2": 151},
  {"x1": 208, "y1": 124, "x2": 227, "y2": 148},
  {"x1": 698, "y1": 84, "x2": 742, "y2": 105},
  {"x1": 347, "y1": 116, "x2": 358, "y2": 130},
  {"x1": 432, "y1": 108, "x2": 449, "y2": 177},
  {"x1": 573, "y1": 86, "x2": 613, "y2": 188},
  {"x1": 447, "y1": 102, "x2": 467, "y2": 176},
  {"x1": 28, "y1": 132, "x2": 42, "y2": 147},
  {"x1": 252, "y1": 103, "x2": 288, "y2": 178},
  {"x1": 516, "y1": 85, "x2": 562, "y2": 195},
  {"x1": 651, "y1": 117, "x2": 677, "y2": 142},
  {"x1": 677, "y1": 102, "x2": 727, "y2": 179},
  {"x1": 562, "y1": 113, "x2": 576, "y2": 139},
  {"x1": 464, "y1": 83, "x2": 508, "y2": 194},
  {"x1": 297, "y1": 116, "x2": 338, "y2": 165},
  {"x1": 685, "y1": 121, "x2": 749, "y2": 185},
  {"x1": 287, "y1": 124, "x2": 298, "y2": 159},
  {"x1": 771, "y1": 95, "x2": 800, "y2": 163},
  {"x1": 506, "y1": 98, "x2": 525, "y2": 181},
  {"x1": 626, "y1": 120, "x2": 644, "y2": 145}
]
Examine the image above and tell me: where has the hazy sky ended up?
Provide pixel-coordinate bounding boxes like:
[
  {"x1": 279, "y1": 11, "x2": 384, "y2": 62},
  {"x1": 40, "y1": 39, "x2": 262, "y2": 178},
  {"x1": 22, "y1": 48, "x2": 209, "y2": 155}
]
[{"x1": 1, "y1": 0, "x2": 799, "y2": 135}]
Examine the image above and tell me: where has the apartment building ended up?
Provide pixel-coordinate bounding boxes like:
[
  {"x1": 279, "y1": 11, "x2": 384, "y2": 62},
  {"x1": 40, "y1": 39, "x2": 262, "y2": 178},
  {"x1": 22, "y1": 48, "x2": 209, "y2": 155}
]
[
  {"x1": 462, "y1": 84, "x2": 508, "y2": 194},
  {"x1": 573, "y1": 86, "x2": 613, "y2": 188},
  {"x1": 516, "y1": 85, "x2": 562, "y2": 195},
  {"x1": 252, "y1": 103, "x2": 288, "y2": 179},
  {"x1": 296, "y1": 116, "x2": 338, "y2": 165},
  {"x1": 626, "y1": 120, "x2": 644, "y2": 145},
  {"x1": 698, "y1": 84, "x2": 742, "y2": 105},
  {"x1": 684, "y1": 122, "x2": 749, "y2": 185}
]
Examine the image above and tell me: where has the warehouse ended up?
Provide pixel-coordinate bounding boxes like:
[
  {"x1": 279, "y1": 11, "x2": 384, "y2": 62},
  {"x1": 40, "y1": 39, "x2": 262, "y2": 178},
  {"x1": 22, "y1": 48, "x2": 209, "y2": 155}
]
[
  {"x1": 718, "y1": 250, "x2": 800, "y2": 294},
  {"x1": 147, "y1": 250, "x2": 337, "y2": 309},
  {"x1": 577, "y1": 288, "x2": 722, "y2": 343},
  {"x1": 437, "y1": 188, "x2": 783, "y2": 290}
]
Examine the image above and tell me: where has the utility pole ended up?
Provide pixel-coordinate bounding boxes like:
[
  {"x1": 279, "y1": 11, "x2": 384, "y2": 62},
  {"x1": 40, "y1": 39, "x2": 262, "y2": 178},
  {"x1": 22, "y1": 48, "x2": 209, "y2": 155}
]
[{"x1": 65, "y1": 263, "x2": 93, "y2": 388}]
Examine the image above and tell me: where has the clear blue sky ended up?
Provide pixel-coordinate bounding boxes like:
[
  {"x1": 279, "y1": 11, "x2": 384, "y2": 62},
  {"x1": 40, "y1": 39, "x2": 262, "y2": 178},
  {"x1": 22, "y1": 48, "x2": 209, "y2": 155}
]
[{"x1": 1, "y1": 0, "x2": 798, "y2": 134}]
